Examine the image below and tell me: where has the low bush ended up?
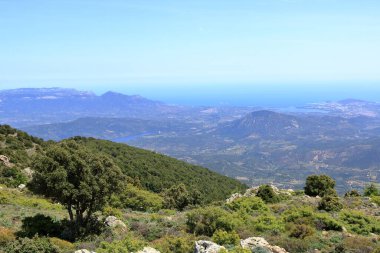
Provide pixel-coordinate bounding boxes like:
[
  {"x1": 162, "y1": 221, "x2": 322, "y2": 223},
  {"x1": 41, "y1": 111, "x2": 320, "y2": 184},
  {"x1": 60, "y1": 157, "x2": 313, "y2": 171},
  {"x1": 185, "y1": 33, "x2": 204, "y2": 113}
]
[
  {"x1": 340, "y1": 210, "x2": 380, "y2": 235},
  {"x1": 49, "y1": 237, "x2": 75, "y2": 251},
  {"x1": 344, "y1": 190, "x2": 361, "y2": 197},
  {"x1": 19, "y1": 214, "x2": 62, "y2": 238},
  {"x1": 0, "y1": 227, "x2": 16, "y2": 246},
  {"x1": 212, "y1": 230, "x2": 240, "y2": 246},
  {"x1": 226, "y1": 197, "x2": 269, "y2": 215},
  {"x1": 318, "y1": 195, "x2": 343, "y2": 212},
  {"x1": 154, "y1": 235, "x2": 195, "y2": 253},
  {"x1": 186, "y1": 206, "x2": 240, "y2": 236},
  {"x1": 113, "y1": 185, "x2": 164, "y2": 212},
  {"x1": 4, "y1": 236, "x2": 60, "y2": 253},
  {"x1": 96, "y1": 234, "x2": 145, "y2": 253},
  {"x1": 289, "y1": 224, "x2": 315, "y2": 239},
  {"x1": 364, "y1": 183, "x2": 379, "y2": 197}
]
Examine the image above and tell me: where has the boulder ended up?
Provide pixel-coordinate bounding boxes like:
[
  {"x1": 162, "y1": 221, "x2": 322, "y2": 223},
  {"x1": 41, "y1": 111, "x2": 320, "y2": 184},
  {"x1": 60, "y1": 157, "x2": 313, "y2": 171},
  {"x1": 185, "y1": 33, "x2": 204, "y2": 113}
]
[
  {"x1": 23, "y1": 167, "x2": 34, "y2": 178},
  {"x1": 0, "y1": 155, "x2": 12, "y2": 167},
  {"x1": 74, "y1": 250, "x2": 96, "y2": 253},
  {"x1": 18, "y1": 184, "x2": 26, "y2": 190},
  {"x1": 226, "y1": 193, "x2": 242, "y2": 203},
  {"x1": 137, "y1": 247, "x2": 161, "y2": 253},
  {"x1": 195, "y1": 240, "x2": 226, "y2": 253},
  {"x1": 104, "y1": 216, "x2": 127, "y2": 229},
  {"x1": 240, "y1": 237, "x2": 288, "y2": 253}
]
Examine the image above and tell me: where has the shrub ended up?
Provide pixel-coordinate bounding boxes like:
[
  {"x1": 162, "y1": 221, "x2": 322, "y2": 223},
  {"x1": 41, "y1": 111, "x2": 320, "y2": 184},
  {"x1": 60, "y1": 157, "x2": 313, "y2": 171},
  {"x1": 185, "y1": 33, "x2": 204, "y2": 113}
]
[
  {"x1": 314, "y1": 213, "x2": 342, "y2": 231},
  {"x1": 162, "y1": 183, "x2": 202, "y2": 211},
  {"x1": 0, "y1": 227, "x2": 16, "y2": 246},
  {"x1": 252, "y1": 215, "x2": 284, "y2": 233},
  {"x1": 256, "y1": 185, "x2": 280, "y2": 203},
  {"x1": 226, "y1": 197, "x2": 269, "y2": 215},
  {"x1": 340, "y1": 210, "x2": 380, "y2": 235},
  {"x1": 318, "y1": 195, "x2": 343, "y2": 212},
  {"x1": 186, "y1": 206, "x2": 240, "y2": 236},
  {"x1": 344, "y1": 190, "x2": 361, "y2": 197},
  {"x1": 4, "y1": 237, "x2": 60, "y2": 253},
  {"x1": 364, "y1": 183, "x2": 379, "y2": 197},
  {"x1": 289, "y1": 224, "x2": 315, "y2": 239},
  {"x1": 102, "y1": 205, "x2": 123, "y2": 219},
  {"x1": 154, "y1": 235, "x2": 194, "y2": 253},
  {"x1": 19, "y1": 214, "x2": 63, "y2": 238},
  {"x1": 96, "y1": 235, "x2": 145, "y2": 253},
  {"x1": 49, "y1": 237, "x2": 75, "y2": 251},
  {"x1": 212, "y1": 230, "x2": 240, "y2": 246},
  {"x1": 116, "y1": 185, "x2": 163, "y2": 212},
  {"x1": 372, "y1": 196, "x2": 380, "y2": 206},
  {"x1": 304, "y1": 175, "x2": 335, "y2": 197}
]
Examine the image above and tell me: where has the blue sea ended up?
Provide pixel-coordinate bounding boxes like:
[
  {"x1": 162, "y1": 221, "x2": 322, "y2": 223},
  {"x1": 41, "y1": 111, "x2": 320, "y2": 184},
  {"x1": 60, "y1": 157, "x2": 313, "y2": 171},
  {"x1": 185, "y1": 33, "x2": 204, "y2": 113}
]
[{"x1": 94, "y1": 82, "x2": 380, "y2": 107}]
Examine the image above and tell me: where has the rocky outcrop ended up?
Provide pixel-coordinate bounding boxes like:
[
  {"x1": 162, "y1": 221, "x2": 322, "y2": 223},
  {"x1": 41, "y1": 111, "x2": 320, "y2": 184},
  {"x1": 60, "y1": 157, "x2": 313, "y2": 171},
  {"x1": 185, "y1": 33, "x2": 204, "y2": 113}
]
[
  {"x1": 137, "y1": 247, "x2": 161, "y2": 253},
  {"x1": 104, "y1": 216, "x2": 127, "y2": 229},
  {"x1": 194, "y1": 240, "x2": 226, "y2": 253},
  {"x1": 74, "y1": 250, "x2": 96, "y2": 253},
  {"x1": 227, "y1": 185, "x2": 294, "y2": 202},
  {"x1": 240, "y1": 237, "x2": 288, "y2": 253},
  {"x1": 0, "y1": 155, "x2": 12, "y2": 167},
  {"x1": 23, "y1": 167, "x2": 34, "y2": 178}
]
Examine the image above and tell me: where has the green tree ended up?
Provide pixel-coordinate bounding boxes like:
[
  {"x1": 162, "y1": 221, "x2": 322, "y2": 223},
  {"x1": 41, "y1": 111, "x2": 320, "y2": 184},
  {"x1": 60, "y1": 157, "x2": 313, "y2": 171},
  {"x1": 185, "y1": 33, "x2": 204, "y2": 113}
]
[
  {"x1": 163, "y1": 183, "x2": 201, "y2": 210},
  {"x1": 364, "y1": 183, "x2": 379, "y2": 197},
  {"x1": 256, "y1": 185, "x2": 280, "y2": 203},
  {"x1": 28, "y1": 141, "x2": 125, "y2": 237},
  {"x1": 304, "y1": 174, "x2": 335, "y2": 197}
]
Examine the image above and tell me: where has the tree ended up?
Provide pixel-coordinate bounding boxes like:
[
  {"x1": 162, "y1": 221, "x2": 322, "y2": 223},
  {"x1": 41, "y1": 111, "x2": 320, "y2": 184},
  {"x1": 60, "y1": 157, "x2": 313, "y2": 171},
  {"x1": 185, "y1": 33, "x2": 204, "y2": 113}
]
[
  {"x1": 304, "y1": 175, "x2": 335, "y2": 197},
  {"x1": 163, "y1": 183, "x2": 202, "y2": 210},
  {"x1": 364, "y1": 183, "x2": 379, "y2": 197},
  {"x1": 256, "y1": 185, "x2": 280, "y2": 203},
  {"x1": 28, "y1": 141, "x2": 125, "y2": 237}
]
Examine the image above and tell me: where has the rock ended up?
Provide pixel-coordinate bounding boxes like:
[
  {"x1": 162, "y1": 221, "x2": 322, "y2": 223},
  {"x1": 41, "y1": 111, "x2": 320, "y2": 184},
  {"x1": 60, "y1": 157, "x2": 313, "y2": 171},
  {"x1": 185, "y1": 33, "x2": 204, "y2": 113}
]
[
  {"x1": 240, "y1": 237, "x2": 288, "y2": 253},
  {"x1": 18, "y1": 184, "x2": 26, "y2": 190},
  {"x1": 104, "y1": 216, "x2": 127, "y2": 229},
  {"x1": 137, "y1": 247, "x2": 161, "y2": 253},
  {"x1": 226, "y1": 193, "x2": 242, "y2": 203},
  {"x1": 194, "y1": 240, "x2": 226, "y2": 253},
  {"x1": 0, "y1": 155, "x2": 12, "y2": 167},
  {"x1": 23, "y1": 167, "x2": 34, "y2": 178},
  {"x1": 74, "y1": 250, "x2": 96, "y2": 253},
  {"x1": 322, "y1": 231, "x2": 328, "y2": 236},
  {"x1": 241, "y1": 237, "x2": 270, "y2": 248}
]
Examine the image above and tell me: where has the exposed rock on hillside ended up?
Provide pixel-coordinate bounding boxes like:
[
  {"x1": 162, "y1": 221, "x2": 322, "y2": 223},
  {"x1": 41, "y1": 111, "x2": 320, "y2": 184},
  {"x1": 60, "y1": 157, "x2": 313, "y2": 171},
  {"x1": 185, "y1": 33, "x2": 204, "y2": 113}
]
[
  {"x1": 195, "y1": 240, "x2": 226, "y2": 253},
  {"x1": 137, "y1": 247, "x2": 161, "y2": 253},
  {"x1": 241, "y1": 237, "x2": 288, "y2": 253},
  {"x1": 104, "y1": 216, "x2": 127, "y2": 229},
  {"x1": 0, "y1": 155, "x2": 12, "y2": 167},
  {"x1": 227, "y1": 185, "x2": 294, "y2": 203}
]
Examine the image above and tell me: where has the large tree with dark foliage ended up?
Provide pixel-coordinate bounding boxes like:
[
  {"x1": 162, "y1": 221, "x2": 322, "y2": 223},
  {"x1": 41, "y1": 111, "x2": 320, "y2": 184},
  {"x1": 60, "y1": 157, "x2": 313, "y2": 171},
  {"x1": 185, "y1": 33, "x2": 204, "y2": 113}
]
[
  {"x1": 304, "y1": 174, "x2": 336, "y2": 197},
  {"x1": 28, "y1": 140, "x2": 125, "y2": 236}
]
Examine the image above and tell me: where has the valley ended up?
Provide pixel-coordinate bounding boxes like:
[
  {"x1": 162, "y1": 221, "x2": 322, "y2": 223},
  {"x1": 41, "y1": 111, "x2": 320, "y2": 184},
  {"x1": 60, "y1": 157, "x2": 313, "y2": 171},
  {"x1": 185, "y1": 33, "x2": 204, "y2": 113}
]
[{"x1": 2, "y1": 88, "x2": 379, "y2": 193}]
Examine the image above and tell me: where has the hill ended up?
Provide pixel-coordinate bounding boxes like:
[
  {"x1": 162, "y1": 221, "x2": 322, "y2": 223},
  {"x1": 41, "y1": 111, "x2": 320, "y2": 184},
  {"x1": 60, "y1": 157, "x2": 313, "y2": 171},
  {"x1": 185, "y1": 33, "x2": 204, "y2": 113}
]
[{"x1": 0, "y1": 125, "x2": 246, "y2": 204}]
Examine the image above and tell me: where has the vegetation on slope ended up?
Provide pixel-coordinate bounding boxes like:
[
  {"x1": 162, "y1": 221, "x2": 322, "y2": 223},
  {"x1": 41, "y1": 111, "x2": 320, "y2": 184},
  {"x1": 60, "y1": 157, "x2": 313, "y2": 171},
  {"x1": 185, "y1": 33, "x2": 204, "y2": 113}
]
[{"x1": 70, "y1": 137, "x2": 246, "y2": 202}]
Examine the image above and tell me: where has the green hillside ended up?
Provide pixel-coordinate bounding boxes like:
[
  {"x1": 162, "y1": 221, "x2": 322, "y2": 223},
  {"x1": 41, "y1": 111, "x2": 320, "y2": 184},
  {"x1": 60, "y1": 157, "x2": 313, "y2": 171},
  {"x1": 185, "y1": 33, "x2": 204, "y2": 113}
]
[
  {"x1": 0, "y1": 125, "x2": 246, "y2": 204},
  {"x1": 68, "y1": 137, "x2": 246, "y2": 203}
]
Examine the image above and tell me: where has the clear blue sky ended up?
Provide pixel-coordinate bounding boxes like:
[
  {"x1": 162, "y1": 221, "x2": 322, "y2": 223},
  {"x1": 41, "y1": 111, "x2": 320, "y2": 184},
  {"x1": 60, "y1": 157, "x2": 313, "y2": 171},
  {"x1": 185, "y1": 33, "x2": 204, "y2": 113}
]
[{"x1": 1, "y1": 0, "x2": 380, "y2": 105}]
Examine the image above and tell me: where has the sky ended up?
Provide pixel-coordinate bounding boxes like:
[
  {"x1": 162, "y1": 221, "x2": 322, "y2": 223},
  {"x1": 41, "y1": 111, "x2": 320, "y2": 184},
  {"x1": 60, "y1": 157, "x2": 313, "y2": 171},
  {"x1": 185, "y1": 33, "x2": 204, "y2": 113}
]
[{"x1": 1, "y1": 0, "x2": 380, "y2": 105}]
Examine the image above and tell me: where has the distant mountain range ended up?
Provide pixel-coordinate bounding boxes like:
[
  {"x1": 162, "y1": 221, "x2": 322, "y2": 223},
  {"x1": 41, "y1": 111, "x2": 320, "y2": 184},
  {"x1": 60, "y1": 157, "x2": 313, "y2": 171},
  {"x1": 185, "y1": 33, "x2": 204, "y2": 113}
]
[
  {"x1": 0, "y1": 88, "x2": 182, "y2": 127},
  {"x1": 1, "y1": 87, "x2": 380, "y2": 192}
]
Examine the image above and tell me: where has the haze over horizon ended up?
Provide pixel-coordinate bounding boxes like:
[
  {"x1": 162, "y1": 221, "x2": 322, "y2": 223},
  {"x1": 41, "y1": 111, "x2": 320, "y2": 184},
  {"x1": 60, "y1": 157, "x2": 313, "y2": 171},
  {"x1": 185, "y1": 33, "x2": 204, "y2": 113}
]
[{"x1": 1, "y1": 0, "x2": 380, "y2": 106}]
